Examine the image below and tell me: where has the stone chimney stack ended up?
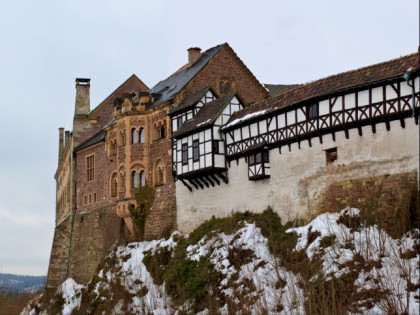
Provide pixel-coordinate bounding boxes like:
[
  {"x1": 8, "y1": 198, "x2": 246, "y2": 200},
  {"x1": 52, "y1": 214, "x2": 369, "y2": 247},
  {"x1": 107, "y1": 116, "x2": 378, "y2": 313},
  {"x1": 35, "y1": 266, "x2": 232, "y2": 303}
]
[
  {"x1": 188, "y1": 47, "x2": 201, "y2": 67},
  {"x1": 65, "y1": 131, "x2": 70, "y2": 146},
  {"x1": 75, "y1": 78, "x2": 90, "y2": 115},
  {"x1": 58, "y1": 127, "x2": 64, "y2": 163}
]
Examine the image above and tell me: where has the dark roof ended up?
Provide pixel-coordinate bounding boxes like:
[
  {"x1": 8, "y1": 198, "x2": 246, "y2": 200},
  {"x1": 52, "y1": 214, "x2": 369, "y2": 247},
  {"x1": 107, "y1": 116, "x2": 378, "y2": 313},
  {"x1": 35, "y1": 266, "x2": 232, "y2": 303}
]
[
  {"x1": 264, "y1": 84, "x2": 301, "y2": 97},
  {"x1": 74, "y1": 130, "x2": 106, "y2": 152},
  {"x1": 148, "y1": 45, "x2": 224, "y2": 108},
  {"x1": 173, "y1": 93, "x2": 239, "y2": 139},
  {"x1": 169, "y1": 87, "x2": 214, "y2": 116},
  {"x1": 225, "y1": 51, "x2": 419, "y2": 129}
]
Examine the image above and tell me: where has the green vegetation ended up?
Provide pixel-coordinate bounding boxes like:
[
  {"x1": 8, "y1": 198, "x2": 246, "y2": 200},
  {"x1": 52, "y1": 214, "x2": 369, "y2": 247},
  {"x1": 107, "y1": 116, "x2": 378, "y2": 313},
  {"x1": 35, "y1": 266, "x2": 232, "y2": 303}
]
[{"x1": 129, "y1": 184, "x2": 155, "y2": 240}]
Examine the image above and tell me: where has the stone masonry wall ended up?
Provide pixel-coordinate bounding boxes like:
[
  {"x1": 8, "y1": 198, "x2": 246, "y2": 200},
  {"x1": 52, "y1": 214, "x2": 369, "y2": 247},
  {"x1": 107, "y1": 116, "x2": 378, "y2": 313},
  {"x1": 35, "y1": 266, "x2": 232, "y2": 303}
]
[
  {"x1": 45, "y1": 215, "x2": 72, "y2": 289},
  {"x1": 67, "y1": 205, "x2": 123, "y2": 284}
]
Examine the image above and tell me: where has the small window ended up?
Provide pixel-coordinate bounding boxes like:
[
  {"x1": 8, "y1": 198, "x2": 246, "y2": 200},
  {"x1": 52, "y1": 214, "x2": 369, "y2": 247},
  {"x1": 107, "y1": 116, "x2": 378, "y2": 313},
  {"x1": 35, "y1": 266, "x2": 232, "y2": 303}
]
[
  {"x1": 182, "y1": 143, "x2": 188, "y2": 165},
  {"x1": 160, "y1": 125, "x2": 166, "y2": 139},
  {"x1": 86, "y1": 155, "x2": 95, "y2": 181},
  {"x1": 139, "y1": 128, "x2": 145, "y2": 143},
  {"x1": 94, "y1": 193, "x2": 97, "y2": 202},
  {"x1": 84, "y1": 195, "x2": 87, "y2": 205},
  {"x1": 248, "y1": 150, "x2": 270, "y2": 180},
  {"x1": 325, "y1": 147, "x2": 337, "y2": 165},
  {"x1": 132, "y1": 170, "x2": 140, "y2": 188},
  {"x1": 307, "y1": 104, "x2": 319, "y2": 119},
  {"x1": 132, "y1": 128, "x2": 139, "y2": 144},
  {"x1": 111, "y1": 173, "x2": 118, "y2": 197},
  {"x1": 193, "y1": 140, "x2": 199, "y2": 162},
  {"x1": 213, "y1": 140, "x2": 220, "y2": 154},
  {"x1": 157, "y1": 167, "x2": 164, "y2": 186},
  {"x1": 177, "y1": 116, "x2": 183, "y2": 130},
  {"x1": 140, "y1": 171, "x2": 146, "y2": 187}
]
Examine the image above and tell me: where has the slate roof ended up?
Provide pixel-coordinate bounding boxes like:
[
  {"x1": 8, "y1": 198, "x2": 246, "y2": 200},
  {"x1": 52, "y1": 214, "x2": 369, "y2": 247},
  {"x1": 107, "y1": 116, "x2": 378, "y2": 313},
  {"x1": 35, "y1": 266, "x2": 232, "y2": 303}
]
[
  {"x1": 168, "y1": 87, "x2": 213, "y2": 116},
  {"x1": 173, "y1": 93, "x2": 238, "y2": 139},
  {"x1": 225, "y1": 51, "x2": 420, "y2": 130},
  {"x1": 74, "y1": 130, "x2": 106, "y2": 152},
  {"x1": 148, "y1": 45, "x2": 224, "y2": 108}
]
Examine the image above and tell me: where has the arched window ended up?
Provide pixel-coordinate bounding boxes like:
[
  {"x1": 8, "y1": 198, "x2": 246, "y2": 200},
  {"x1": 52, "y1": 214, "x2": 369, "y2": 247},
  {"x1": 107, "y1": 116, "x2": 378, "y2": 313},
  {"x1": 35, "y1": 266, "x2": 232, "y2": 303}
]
[
  {"x1": 132, "y1": 170, "x2": 139, "y2": 188},
  {"x1": 139, "y1": 128, "x2": 145, "y2": 144},
  {"x1": 111, "y1": 173, "x2": 117, "y2": 197},
  {"x1": 140, "y1": 170, "x2": 146, "y2": 187},
  {"x1": 154, "y1": 160, "x2": 165, "y2": 186},
  {"x1": 158, "y1": 167, "x2": 164, "y2": 185},
  {"x1": 109, "y1": 140, "x2": 117, "y2": 156},
  {"x1": 118, "y1": 130, "x2": 126, "y2": 147},
  {"x1": 119, "y1": 171, "x2": 125, "y2": 192},
  {"x1": 132, "y1": 128, "x2": 139, "y2": 144},
  {"x1": 160, "y1": 125, "x2": 166, "y2": 139}
]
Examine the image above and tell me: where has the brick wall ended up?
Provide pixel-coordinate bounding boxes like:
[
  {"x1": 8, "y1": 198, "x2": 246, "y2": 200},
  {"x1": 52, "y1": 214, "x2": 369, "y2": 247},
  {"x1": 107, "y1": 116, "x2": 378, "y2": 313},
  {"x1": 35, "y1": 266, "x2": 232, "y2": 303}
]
[{"x1": 182, "y1": 45, "x2": 268, "y2": 106}]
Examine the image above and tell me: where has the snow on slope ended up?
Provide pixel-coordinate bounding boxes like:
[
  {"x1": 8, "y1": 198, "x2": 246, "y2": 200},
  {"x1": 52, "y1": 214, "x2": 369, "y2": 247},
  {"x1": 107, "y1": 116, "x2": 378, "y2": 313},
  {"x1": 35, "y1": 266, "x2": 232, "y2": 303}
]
[{"x1": 22, "y1": 208, "x2": 419, "y2": 315}]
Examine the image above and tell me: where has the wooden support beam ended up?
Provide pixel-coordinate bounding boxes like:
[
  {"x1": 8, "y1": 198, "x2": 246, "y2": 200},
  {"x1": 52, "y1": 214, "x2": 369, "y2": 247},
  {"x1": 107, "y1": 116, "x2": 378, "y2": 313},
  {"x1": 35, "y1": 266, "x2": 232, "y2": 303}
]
[
  {"x1": 180, "y1": 179, "x2": 192, "y2": 192},
  {"x1": 200, "y1": 177, "x2": 210, "y2": 188},
  {"x1": 210, "y1": 174, "x2": 220, "y2": 186},
  {"x1": 319, "y1": 135, "x2": 323, "y2": 144},
  {"x1": 191, "y1": 178, "x2": 203, "y2": 190},
  {"x1": 205, "y1": 175, "x2": 215, "y2": 187},
  {"x1": 358, "y1": 126, "x2": 363, "y2": 136},
  {"x1": 344, "y1": 129, "x2": 349, "y2": 139},
  {"x1": 371, "y1": 123, "x2": 376, "y2": 134},
  {"x1": 187, "y1": 179, "x2": 198, "y2": 190},
  {"x1": 217, "y1": 173, "x2": 228, "y2": 184},
  {"x1": 400, "y1": 118, "x2": 405, "y2": 129},
  {"x1": 385, "y1": 120, "x2": 390, "y2": 131}
]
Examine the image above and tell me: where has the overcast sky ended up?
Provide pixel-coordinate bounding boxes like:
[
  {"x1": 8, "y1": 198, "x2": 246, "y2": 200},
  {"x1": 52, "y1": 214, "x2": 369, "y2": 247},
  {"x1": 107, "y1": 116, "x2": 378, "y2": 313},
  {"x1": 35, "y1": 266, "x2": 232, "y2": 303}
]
[{"x1": 0, "y1": 0, "x2": 418, "y2": 276}]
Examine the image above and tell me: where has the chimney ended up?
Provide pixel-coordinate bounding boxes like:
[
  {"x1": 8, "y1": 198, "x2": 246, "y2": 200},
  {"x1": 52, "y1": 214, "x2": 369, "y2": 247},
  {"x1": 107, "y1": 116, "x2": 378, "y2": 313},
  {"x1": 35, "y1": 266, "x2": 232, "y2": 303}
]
[
  {"x1": 58, "y1": 128, "x2": 64, "y2": 163},
  {"x1": 188, "y1": 47, "x2": 201, "y2": 67},
  {"x1": 75, "y1": 78, "x2": 90, "y2": 115},
  {"x1": 65, "y1": 130, "x2": 70, "y2": 146}
]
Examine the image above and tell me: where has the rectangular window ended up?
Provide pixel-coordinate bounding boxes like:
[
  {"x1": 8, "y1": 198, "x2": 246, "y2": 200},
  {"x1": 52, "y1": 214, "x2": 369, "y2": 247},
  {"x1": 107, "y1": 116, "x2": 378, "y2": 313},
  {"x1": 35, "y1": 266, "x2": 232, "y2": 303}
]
[
  {"x1": 307, "y1": 104, "x2": 319, "y2": 119},
  {"x1": 177, "y1": 116, "x2": 183, "y2": 130},
  {"x1": 182, "y1": 143, "x2": 188, "y2": 165},
  {"x1": 212, "y1": 140, "x2": 220, "y2": 154},
  {"x1": 248, "y1": 150, "x2": 270, "y2": 180},
  {"x1": 193, "y1": 140, "x2": 199, "y2": 162},
  {"x1": 325, "y1": 147, "x2": 338, "y2": 165},
  {"x1": 86, "y1": 155, "x2": 95, "y2": 181}
]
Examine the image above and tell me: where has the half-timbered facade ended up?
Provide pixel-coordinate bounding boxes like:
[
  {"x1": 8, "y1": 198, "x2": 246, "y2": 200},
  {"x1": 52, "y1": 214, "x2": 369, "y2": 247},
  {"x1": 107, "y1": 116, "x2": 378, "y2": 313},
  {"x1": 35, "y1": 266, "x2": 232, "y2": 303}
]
[
  {"x1": 171, "y1": 93, "x2": 244, "y2": 190},
  {"x1": 176, "y1": 51, "x2": 420, "y2": 233}
]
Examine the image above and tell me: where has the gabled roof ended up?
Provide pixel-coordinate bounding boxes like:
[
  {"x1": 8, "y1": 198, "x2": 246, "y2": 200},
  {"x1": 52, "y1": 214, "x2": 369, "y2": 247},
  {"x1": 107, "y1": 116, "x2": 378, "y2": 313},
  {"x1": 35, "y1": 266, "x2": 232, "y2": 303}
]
[
  {"x1": 89, "y1": 74, "x2": 149, "y2": 116},
  {"x1": 225, "y1": 51, "x2": 420, "y2": 130},
  {"x1": 148, "y1": 45, "x2": 224, "y2": 108},
  {"x1": 168, "y1": 87, "x2": 215, "y2": 116},
  {"x1": 173, "y1": 93, "x2": 239, "y2": 139}
]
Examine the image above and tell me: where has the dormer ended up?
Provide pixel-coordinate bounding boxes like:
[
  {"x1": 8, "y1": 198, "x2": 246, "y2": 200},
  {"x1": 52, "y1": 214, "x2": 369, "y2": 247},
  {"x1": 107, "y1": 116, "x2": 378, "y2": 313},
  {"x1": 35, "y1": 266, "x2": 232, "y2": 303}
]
[{"x1": 169, "y1": 87, "x2": 217, "y2": 133}]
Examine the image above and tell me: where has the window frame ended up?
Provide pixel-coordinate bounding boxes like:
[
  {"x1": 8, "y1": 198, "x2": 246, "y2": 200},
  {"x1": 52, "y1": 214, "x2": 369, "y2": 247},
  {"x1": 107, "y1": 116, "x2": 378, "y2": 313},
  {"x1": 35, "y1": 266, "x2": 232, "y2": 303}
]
[
  {"x1": 192, "y1": 139, "x2": 200, "y2": 162},
  {"x1": 182, "y1": 143, "x2": 188, "y2": 165},
  {"x1": 86, "y1": 154, "x2": 95, "y2": 182}
]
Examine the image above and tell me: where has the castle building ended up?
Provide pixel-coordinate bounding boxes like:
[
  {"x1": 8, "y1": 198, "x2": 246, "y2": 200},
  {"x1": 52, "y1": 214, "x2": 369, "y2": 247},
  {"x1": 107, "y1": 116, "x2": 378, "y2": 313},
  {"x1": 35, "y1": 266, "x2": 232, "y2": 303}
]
[
  {"x1": 46, "y1": 43, "x2": 268, "y2": 290},
  {"x1": 47, "y1": 43, "x2": 419, "y2": 295}
]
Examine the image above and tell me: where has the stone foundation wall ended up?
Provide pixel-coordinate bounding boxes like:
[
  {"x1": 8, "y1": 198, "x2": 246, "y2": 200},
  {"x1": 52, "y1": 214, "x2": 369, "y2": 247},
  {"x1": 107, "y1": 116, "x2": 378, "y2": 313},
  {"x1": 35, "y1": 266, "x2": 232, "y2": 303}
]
[
  {"x1": 67, "y1": 206, "x2": 124, "y2": 284},
  {"x1": 45, "y1": 216, "x2": 72, "y2": 289}
]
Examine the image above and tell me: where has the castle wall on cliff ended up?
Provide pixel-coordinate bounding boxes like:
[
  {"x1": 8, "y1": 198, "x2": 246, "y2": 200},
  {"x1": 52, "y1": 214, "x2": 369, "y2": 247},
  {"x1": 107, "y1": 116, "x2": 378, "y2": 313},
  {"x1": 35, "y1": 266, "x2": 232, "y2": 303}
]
[{"x1": 46, "y1": 44, "x2": 419, "y2": 292}]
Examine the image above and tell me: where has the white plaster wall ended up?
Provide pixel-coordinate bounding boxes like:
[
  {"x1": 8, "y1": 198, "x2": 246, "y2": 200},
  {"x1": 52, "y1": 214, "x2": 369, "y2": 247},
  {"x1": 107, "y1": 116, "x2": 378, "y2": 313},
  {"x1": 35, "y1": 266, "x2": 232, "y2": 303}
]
[{"x1": 176, "y1": 119, "x2": 419, "y2": 233}]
